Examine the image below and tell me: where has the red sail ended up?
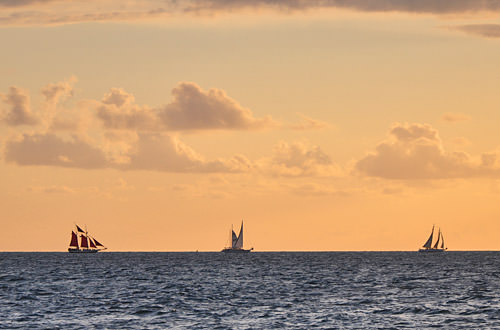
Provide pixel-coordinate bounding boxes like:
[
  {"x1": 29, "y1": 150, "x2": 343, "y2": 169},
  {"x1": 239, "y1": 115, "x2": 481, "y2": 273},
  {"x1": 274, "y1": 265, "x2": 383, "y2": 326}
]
[
  {"x1": 89, "y1": 238, "x2": 97, "y2": 248},
  {"x1": 69, "y1": 231, "x2": 79, "y2": 247},
  {"x1": 93, "y1": 238, "x2": 104, "y2": 247},
  {"x1": 76, "y1": 225, "x2": 85, "y2": 233},
  {"x1": 80, "y1": 235, "x2": 89, "y2": 248}
]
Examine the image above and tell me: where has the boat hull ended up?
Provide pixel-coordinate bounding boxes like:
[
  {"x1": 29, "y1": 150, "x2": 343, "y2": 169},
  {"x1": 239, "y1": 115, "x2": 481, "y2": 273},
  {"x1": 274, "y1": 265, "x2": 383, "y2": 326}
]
[
  {"x1": 68, "y1": 248, "x2": 99, "y2": 253},
  {"x1": 221, "y1": 248, "x2": 253, "y2": 253},
  {"x1": 418, "y1": 248, "x2": 446, "y2": 253}
]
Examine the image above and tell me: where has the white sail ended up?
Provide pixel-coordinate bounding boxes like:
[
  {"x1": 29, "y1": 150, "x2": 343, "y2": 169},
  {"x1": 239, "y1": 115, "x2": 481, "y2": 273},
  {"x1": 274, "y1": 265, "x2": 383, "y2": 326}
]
[
  {"x1": 234, "y1": 222, "x2": 244, "y2": 249},
  {"x1": 422, "y1": 226, "x2": 434, "y2": 249},
  {"x1": 231, "y1": 230, "x2": 238, "y2": 248}
]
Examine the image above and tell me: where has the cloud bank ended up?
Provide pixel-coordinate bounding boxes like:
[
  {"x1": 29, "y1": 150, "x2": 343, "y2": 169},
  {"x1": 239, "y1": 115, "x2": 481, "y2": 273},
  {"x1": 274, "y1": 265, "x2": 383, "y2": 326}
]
[{"x1": 4, "y1": 132, "x2": 254, "y2": 173}]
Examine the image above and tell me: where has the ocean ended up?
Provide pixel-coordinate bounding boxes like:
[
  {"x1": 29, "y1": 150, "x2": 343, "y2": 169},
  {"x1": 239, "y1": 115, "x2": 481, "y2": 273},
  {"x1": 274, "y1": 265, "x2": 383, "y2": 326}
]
[{"x1": 1, "y1": 252, "x2": 500, "y2": 329}]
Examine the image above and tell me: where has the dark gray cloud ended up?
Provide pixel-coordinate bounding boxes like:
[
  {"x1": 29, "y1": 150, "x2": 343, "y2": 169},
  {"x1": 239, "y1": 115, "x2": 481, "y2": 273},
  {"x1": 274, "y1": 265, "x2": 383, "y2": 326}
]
[{"x1": 1, "y1": 87, "x2": 39, "y2": 126}]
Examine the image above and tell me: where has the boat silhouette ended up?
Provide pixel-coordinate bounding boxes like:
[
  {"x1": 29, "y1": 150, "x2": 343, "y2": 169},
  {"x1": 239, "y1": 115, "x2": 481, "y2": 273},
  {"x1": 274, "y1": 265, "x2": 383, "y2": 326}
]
[
  {"x1": 418, "y1": 225, "x2": 446, "y2": 252},
  {"x1": 221, "y1": 221, "x2": 253, "y2": 253},
  {"x1": 68, "y1": 224, "x2": 106, "y2": 253}
]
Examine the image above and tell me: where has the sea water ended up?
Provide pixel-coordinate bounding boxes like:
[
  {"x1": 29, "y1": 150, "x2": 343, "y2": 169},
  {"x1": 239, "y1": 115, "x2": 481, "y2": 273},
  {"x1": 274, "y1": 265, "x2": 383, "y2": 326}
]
[{"x1": 1, "y1": 252, "x2": 500, "y2": 329}]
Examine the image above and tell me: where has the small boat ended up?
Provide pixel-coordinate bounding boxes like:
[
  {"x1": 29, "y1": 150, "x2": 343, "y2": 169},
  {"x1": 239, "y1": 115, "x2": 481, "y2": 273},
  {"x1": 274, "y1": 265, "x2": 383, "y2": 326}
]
[
  {"x1": 221, "y1": 221, "x2": 253, "y2": 253},
  {"x1": 418, "y1": 225, "x2": 447, "y2": 252},
  {"x1": 68, "y1": 224, "x2": 106, "y2": 253}
]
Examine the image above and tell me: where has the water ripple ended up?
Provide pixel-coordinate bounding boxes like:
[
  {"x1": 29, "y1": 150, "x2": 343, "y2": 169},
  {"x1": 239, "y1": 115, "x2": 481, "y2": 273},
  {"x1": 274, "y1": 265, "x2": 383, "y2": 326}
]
[{"x1": 1, "y1": 252, "x2": 500, "y2": 329}]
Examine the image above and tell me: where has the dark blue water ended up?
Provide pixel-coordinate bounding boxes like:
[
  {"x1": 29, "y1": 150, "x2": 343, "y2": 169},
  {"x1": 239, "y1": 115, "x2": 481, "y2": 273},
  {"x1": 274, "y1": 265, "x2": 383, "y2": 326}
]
[{"x1": 1, "y1": 252, "x2": 500, "y2": 329}]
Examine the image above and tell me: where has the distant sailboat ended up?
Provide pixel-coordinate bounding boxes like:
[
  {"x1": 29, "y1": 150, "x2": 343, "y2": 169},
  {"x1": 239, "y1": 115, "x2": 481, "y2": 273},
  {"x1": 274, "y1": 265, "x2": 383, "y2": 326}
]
[
  {"x1": 221, "y1": 221, "x2": 253, "y2": 253},
  {"x1": 68, "y1": 225, "x2": 106, "y2": 253},
  {"x1": 418, "y1": 225, "x2": 447, "y2": 252}
]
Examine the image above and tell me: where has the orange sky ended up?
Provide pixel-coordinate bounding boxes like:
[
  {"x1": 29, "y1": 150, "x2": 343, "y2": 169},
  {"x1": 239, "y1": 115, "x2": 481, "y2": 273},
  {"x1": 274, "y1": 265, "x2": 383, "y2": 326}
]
[{"x1": 1, "y1": 1, "x2": 500, "y2": 251}]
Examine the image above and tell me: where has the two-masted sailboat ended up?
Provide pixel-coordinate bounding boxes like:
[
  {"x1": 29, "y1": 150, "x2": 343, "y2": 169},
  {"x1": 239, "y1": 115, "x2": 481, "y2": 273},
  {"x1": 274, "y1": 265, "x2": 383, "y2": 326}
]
[
  {"x1": 418, "y1": 225, "x2": 447, "y2": 252},
  {"x1": 221, "y1": 221, "x2": 253, "y2": 253},
  {"x1": 68, "y1": 225, "x2": 106, "y2": 253}
]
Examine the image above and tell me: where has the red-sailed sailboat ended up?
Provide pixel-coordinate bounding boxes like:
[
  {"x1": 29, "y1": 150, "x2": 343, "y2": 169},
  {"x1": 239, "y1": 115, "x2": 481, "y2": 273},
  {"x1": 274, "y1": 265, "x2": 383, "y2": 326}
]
[{"x1": 68, "y1": 225, "x2": 106, "y2": 253}]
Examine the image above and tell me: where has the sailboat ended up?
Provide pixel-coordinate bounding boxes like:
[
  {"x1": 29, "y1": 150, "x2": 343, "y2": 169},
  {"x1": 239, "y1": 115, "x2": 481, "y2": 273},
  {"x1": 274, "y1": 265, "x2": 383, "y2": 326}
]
[
  {"x1": 418, "y1": 225, "x2": 447, "y2": 252},
  {"x1": 68, "y1": 224, "x2": 106, "y2": 253},
  {"x1": 221, "y1": 221, "x2": 253, "y2": 253}
]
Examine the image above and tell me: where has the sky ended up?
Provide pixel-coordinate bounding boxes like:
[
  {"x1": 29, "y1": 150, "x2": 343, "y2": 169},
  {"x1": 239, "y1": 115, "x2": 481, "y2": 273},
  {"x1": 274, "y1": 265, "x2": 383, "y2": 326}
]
[{"x1": 1, "y1": 0, "x2": 500, "y2": 251}]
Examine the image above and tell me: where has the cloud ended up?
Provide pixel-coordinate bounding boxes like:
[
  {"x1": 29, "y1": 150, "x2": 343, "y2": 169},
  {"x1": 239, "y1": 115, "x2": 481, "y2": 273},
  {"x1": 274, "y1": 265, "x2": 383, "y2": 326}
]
[
  {"x1": 28, "y1": 185, "x2": 76, "y2": 194},
  {"x1": 0, "y1": 0, "x2": 56, "y2": 7},
  {"x1": 97, "y1": 82, "x2": 275, "y2": 131},
  {"x1": 290, "y1": 113, "x2": 329, "y2": 130},
  {"x1": 356, "y1": 122, "x2": 500, "y2": 180},
  {"x1": 5, "y1": 133, "x2": 108, "y2": 169},
  {"x1": 442, "y1": 112, "x2": 471, "y2": 123},
  {"x1": 125, "y1": 133, "x2": 252, "y2": 173},
  {"x1": 159, "y1": 82, "x2": 274, "y2": 131},
  {"x1": 97, "y1": 89, "x2": 160, "y2": 131},
  {"x1": 1, "y1": 86, "x2": 39, "y2": 126},
  {"x1": 452, "y1": 24, "x2": 500, "y2": 38},
  {"x1": 186, "y1": 0, "x2": 500, "y2": 14},
  {"x1": 261, "y1": 140, "x2": 340, "y2": 177},
  {"x1": 102, "y1": 87, "x2": 134, "y2": 107},
  {"x1": 3, "y1": 0, "x2": 500, "y2": 26},
  {"x1": 4, "y1": 131, "x2": 252, "y2": 173},
  {"x1": 450, "y1": 137, "x2": 471, "y2": 147},
  {"x1": 288, "y1": 183, "x2": 350, "y2": 197},
  {"x1": 41, "y1": 77, "x2": 76, "y2": 105}
]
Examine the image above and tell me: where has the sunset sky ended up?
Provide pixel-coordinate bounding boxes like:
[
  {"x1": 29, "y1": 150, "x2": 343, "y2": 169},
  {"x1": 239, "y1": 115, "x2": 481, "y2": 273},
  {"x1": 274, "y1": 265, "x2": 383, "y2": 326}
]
[{"x1": 1, "y1": 0, "x2": 500, "y2": 251}]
